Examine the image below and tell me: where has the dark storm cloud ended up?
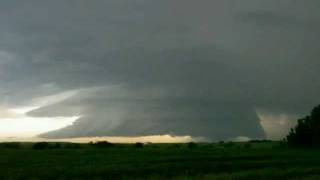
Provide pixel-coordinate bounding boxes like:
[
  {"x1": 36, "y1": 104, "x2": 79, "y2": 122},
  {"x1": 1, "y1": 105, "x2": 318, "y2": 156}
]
[{"x1": 1, "y1": 0, "x2": 320, "y2": 140}]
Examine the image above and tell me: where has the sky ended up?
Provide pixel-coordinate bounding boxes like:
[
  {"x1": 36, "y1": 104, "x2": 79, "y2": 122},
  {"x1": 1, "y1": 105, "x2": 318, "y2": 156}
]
[{"x1": 0, "y1": 0, "x2": 320, "y2": 142}]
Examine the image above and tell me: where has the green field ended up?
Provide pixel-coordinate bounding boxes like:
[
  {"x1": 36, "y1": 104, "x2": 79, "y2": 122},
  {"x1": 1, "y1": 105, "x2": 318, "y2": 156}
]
[{"x1": 1, "y1": 141, "x2": 320, "y2": 179}]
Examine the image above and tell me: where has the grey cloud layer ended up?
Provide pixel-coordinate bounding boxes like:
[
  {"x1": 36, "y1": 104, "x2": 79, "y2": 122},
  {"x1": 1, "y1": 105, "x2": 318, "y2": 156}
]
[{"x1": 1, "y1": 0, "x2": 320, "y2": 140}]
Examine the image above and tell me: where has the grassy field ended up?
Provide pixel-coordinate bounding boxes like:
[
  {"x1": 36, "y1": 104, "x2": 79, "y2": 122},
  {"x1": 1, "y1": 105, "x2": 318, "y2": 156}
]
[{"x1": 1, "y1": 141, "x2": 320, "y2": 179}]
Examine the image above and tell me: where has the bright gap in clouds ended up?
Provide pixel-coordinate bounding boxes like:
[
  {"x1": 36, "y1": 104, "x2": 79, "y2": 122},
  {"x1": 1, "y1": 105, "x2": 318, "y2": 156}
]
[
  {"x1": 0, "y1": 106, "x2": 79, "y2": 138},
  {"x1": 9, "y1": 106, "x2": 40, "y2": 114},
  {"x1": 0, "y1": 90, "x2": 81, "y2": 138}
]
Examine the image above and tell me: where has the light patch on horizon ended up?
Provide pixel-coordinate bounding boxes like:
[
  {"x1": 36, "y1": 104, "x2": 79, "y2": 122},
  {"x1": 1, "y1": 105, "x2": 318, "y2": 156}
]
[
  {"x1": 48, "y1": 135, "x2": 196, "y2": 143},
  {"x1": 232, "y1": 136, "x2": 251, "y2": 142},
  {"x1": 0, "y1": 135, "x2": 196, "y2": 143}
]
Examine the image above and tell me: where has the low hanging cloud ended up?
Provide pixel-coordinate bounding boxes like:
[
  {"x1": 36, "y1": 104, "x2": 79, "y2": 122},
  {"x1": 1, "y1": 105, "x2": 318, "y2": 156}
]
[{"x1": 0, "y1": 0, "x2": 320, "y2": 140}]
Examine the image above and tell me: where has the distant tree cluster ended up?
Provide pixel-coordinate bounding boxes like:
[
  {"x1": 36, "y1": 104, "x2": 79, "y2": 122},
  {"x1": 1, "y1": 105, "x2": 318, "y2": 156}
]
[
  {"x1": 33, "y1": 142, "x2": 63, "y2": 149},
  {"x1": 134, "y1": 142, "x2": 144, "y2": 148},
  {"x1": 90, "y1": 141, "x2": 114, "y2": 148},
  {"x1": 286, "y1": 104, "x2": 320, "y2": 147},
  {"x1": 0, "y1": 142, "x2": 21, "y2": 149},
  {"x1": 32, "y1": 142, "x2": 81, "y2": 150}
]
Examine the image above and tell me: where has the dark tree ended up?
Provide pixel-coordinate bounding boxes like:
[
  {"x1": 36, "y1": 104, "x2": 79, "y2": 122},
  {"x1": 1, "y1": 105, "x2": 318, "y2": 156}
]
[
  {"x1": 187, "y1": 142, "x2": 197, "y2": 149},
  {"x1": 286, "y1": 105, "x2": 320, "y2": 147},
  {"x1": 134, "y1": 142, "x2": 144, "y2": 148}
]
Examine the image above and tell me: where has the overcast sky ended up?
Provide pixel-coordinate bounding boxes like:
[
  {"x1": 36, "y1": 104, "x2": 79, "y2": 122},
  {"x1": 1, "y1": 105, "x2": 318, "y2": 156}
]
[{"x1": 0, "y1": 0, "x2": 320, "y2": 141}]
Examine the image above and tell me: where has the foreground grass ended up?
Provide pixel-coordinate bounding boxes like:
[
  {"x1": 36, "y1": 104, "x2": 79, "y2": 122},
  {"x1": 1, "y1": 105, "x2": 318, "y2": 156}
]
[{"x1": 0, "y1": 142, "x2": 320, "y2": 179}]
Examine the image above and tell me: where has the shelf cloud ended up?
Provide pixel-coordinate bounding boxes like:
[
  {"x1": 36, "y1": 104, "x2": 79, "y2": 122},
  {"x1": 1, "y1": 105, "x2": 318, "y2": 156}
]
[{"x1": 0, "y1": 0, "x2": 320, "y2": 140}]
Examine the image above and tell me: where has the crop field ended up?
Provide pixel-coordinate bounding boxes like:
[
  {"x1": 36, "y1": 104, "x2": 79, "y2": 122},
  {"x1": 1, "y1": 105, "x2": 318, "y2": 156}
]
[{"x1": 0, "y1": 141, "x2": 320, "y2": 179}]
